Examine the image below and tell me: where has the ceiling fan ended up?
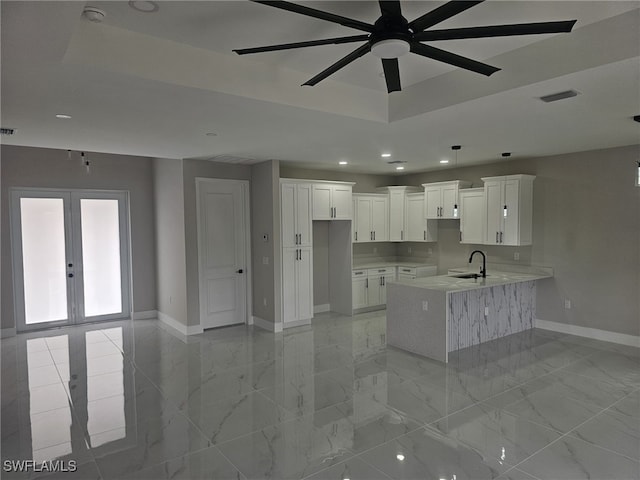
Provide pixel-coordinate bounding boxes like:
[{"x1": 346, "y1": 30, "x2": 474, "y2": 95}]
[{"x1": 233, "y1": 0, "x2": 577, "y2": 93}]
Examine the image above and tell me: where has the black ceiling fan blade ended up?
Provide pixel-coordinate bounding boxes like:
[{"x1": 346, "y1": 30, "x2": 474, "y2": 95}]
[
  {"x1": 303, "y1": 43, "x2": 370, "y2": 87},
  {"x1": 379, "y1": 0, "x2": 402, "y2": 18},
  {"x1": 382, "y1": 58, "x2": 401, "y2": 93},
  {"x1": 409, "y1": 1, "x2": 484, "y2": 32},
  {"x1": 234, "y1": 35, "x2": 370, "y2": 55},
  {"x1": 414, "y1": 20, "x2": 577, "y2": 41},
  {"x1": 410, "y1": 42, "x2": 500, "y2": 76},
  {"x1": 252, "y1": 1, "x2": 374, "y2": 33}
]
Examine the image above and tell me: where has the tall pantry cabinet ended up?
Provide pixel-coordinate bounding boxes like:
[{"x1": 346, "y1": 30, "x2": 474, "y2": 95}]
[{"x1": 281, "y1": 182, "x2": 314, "y2": 325}]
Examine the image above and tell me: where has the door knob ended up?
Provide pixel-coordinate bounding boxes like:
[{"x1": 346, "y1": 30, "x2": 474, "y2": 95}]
[{"x1": 237, "y1": 269, "x2": 244, "y2": 274}]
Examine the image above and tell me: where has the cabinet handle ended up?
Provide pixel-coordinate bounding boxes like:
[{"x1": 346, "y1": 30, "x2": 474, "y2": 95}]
[
  {"x1": 401, "y1": 230, "x2": 403, "y2": 240},
  {"x1": 500, "y1": 231, "x2": 503, "y2": 243},
  {"x1": 460, "y1": 231, "x2": 462, "y2": 242},
  {"x1": 383, "y1": 277, "x2": 385, "y2": 286},
  {"x1": 378, "y1": 269, "x2": 385, "y2": 272},
  {"x1": 373, "y1": 231, "x2": 376, "y2": 241},
  {"x1": 355, "y1": 231, "x2": 358, "y2": 241},
  {"x1": 299, "y1": 249, "x2": 302, "y2": 260},
  {"x1": 366, "y1": 278, "x2": 368, "y2": 288},
  {"x1": 380, "y1": 277, "x2": 383, "y2": 286},
  {"x1": 496, "y1": 231, "x2": 499, "y2": 243},
  {"x1": 423, "y1": 230, "x2": 426, "y2": 241}
]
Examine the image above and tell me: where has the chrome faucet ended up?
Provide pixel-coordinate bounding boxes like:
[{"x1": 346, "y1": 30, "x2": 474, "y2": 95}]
[{"x1": 469, "y1": 250, "x2": 487, "y2": 278}]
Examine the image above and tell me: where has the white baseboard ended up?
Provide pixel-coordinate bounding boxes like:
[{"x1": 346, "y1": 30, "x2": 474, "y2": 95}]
[
  {"x1": 252, "y1": 316, "x2": 283, "y2": 333},
  {"x1": 1, "y1": 327, "x2": 16, "y2": 339},
  {"x1": 132, "y1": 310, "x2": 157, "y2": 320},
  {"x1": 536, "y1": 318, "x2": 640, "y2": 348},
  {"x1": 158, "y1": 311, "x2": 203, "y2": 336},
  {"x1": 314, "y1": 304, "x2": 330, "y2": 314},
  {"x1": 282, "y1": 318, "x2": 312, "y2": 329}
]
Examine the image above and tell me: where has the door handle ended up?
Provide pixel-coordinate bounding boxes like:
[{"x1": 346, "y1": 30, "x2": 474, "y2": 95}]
[{"x1": 237, "y1": 269, "x2": 244, "y2": 274}]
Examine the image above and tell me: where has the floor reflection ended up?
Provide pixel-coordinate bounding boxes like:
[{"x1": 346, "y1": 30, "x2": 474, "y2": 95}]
[{"x1": 2, "y1": 313, "x2": 639, "y2": 480}]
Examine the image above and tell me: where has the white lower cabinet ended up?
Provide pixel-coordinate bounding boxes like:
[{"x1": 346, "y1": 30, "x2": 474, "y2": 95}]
[
  {"x1": 351, "y1": 267, "x2": 395, "y2": 310},
  {"x1": 282, "y1": 247, "x2": 313, "y2": 324}
]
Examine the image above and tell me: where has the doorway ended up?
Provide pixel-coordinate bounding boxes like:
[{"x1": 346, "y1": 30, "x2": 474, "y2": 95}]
[
  {"x1": 10, "y1": 189, "x2": 131, "y2": 332},
  {"x1": 196, "y1": 179, "x2": 250, "y2": 329}
]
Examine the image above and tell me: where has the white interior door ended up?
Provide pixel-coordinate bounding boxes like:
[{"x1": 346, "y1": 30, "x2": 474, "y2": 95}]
[
  {"x1": 11, "y1": 189, "x2": 131, "y2": 332},
  {"x1": 197, "y1": 179, "x2": 249, "y2": 329}
]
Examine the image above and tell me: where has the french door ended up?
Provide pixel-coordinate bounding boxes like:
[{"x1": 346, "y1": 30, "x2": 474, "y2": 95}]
[{"x1": 10, "y1": 189, "x2": 131, "y2": 332}]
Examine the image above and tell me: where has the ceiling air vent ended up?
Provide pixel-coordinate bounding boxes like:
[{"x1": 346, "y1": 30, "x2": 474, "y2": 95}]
[
  {"x1": 0, "y1": 128, "x2": 16, "y2": 135},
  {"x1": 386, "y1": 160, "x2": 406, "y2": 165},
  {"x1": 539, "y1": 90, "x2": 579, "y2": 103}
]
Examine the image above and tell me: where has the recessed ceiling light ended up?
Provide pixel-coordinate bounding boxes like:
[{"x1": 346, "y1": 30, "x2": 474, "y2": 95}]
[
  {"x1": 82, "y1": 6, "x2": 106, "y2": 22},
  {"x1": 440, "y1": 159, "x2": 449, "y2": 164},
  {"x1": 395, "y1": 166, "x2": 405, "y2": 171},
  {"x1": 128, "y1": 1, "x2": 159, "y2": 13},
  {"x1": 56, "y1": 114, "x2": 72, "y2": 119},
  {"x1": 339, "y1": 161, "x2": 348, "y2": 165},
  {"x1": 396, "y1": 454, "x2": 405, "y2": 461},
  {"x1": 205, "y1": 132, "x2": 217, "y2": 137},
  {"x1": 381, "y1": 153, "x2": 391, "y2": 158}
]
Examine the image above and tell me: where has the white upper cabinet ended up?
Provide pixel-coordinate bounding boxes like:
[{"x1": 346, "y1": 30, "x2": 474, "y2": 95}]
[
  {"x1": 423, "y1": 181, "x2": 472, "y2": 219},
  {"x1": 459, "y1": 188, "x2": 485, "y2": 245},
  {"x1": 377, "y1": 186, "x2": 421, "y2": 241},
  {"x1": 312, "y1": 182, "x2": 353, "y2": 220},
  {"x1": 482, "y1": 174, "x2": 535, "y2": 246},
  {"x1": 353, "y1": 194, "x2": 388, "y2": 242},
  {"x1": 405, "y1": 193, "x2": 438, "y2": 242},
  {"x1": 281, "y1": 182, "x2": 312, "y2": 248}
]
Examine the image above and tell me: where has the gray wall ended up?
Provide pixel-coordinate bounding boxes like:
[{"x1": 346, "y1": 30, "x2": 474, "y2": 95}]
[
  {"x1": 250, "y1": 160, "x2": 281, "y2": 324},
  {"x1": 182, "y1": 159, "x2": 252, "y2": 326},
  {"x1": 1, "y1": 145, "x2": 157, "y2": 330},
  {"x1": 153, "y1": 158, "x2": 188, "y2": 324},
  {"x1": 312, "y1": 222, "x2": 329, "y2": 306},
  {"x1": 397, "y1": 145, "x2": 640, "y2": 337}
]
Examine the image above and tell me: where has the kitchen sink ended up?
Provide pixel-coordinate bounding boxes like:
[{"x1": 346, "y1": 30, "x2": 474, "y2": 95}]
[{"x1": 450, "y1": 273, "x2": 487, "y2": 279}]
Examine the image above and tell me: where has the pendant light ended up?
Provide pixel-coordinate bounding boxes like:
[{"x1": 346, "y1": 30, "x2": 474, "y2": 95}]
[
  {"x1": 636, "y1": 160, "x2": 640, "y2": 187},
  {"x1": 452, "y1": 145, "x2": 461, "y2": 217}
]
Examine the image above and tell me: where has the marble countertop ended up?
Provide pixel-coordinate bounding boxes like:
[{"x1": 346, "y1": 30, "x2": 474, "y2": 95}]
[
  {"x1": 389, "y1": 270, "x2": 552, "y2": 293},
  {"x1": 353, "y1": 261, "x2": 437, "y2": 270}
]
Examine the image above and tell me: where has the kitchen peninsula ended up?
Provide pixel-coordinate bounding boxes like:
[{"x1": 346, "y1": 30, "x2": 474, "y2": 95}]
[{"x1": 386, "y1": 267, "x2": 553, "y2": 362}]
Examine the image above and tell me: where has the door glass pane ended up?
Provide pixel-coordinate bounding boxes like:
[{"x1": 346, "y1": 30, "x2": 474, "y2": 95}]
[
  {"x1": 80, "y1": 199, "x2": 122, "y2": 317},
  {"x1": 20, "y1": 198, "x2": 68, "y2": 324}
]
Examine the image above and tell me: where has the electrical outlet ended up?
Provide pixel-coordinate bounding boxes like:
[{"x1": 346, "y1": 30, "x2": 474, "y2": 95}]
[
  {"x1": 484, "y1": 306, "x2": 489, "y2": 316},
  {"x1": 262, "y1": 256, "x2": 269, "y2": 265},
  {"x1": 263, "y1": 297, "x2": 267, "y2": 307},
  {"x1": 408, "y1": 247, "x2": 412, "y2": 254},
  {"x1": 373, "y1": 247, "x2": 377, "y2": 254},
  {"x1": 422, "y1": 301, "x2": 428, "y2": 311},
  {"x1": 564, "y1": 299, "x2": 572, "y2": 309},
  {"x1": 427, "y1": 248, "x2": 433, "y2": 255},
  {"x1": 514, "y1": 252, "x2": 520, "y2": 261}
]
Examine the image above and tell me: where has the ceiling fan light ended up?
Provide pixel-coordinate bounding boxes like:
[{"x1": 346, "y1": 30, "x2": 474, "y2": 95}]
[{"x1": 371, "y1": 39, "x2": 410, "y2": 59}]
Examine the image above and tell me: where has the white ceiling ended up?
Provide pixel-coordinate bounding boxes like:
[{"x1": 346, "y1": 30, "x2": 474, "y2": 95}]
[{"x1": 1, "y1": 1, "x2": 639, "y2": 173}]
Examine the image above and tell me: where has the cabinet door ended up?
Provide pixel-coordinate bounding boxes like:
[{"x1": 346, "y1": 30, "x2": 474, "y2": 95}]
[
  {"x1": 297, "y1": 247, "x2": 314, "y2": 321},
  {"x1": 367, "y1": 276, "x2": 381, "y2": 306},
  {"x1": 424, "y1": 187, "x2": 441, "y2": 219},
  {"x1": 355, "y1": 197, "x2": 372, "y2": 243},
  {"x1": 282, "y1": 248, "x2": 298, "y2": 323},
  {"x1": 281, "y1": 184, "x2": 297, "y2": 248},
  {"x1": 441, "y1": 183, "x2": 459, "y2": 219},
  {"x1": 388, "y1": 190, "x2": 405, "y2": 241},
  {"x1": 371, "y1": 197, "x2": 388, "y2": 241},
  {"x1": 460, "y1": 191, "x2": 485, "y2": 244},
  {"x1": 296, "y1": 184, "x2": 313, "y2": 247},
  {"x1": 502, "y1": 179, "x2": 520, "y2": 246},
  {"x1": 352, "y1": 277, "x2": 368, "y2": 309},
  {"x1": 484, "y1": 180, "x2": 503, "y2": 245},
  {"x1": 312, "y1": 185, "x2": 332, "y2": 220},
  {"x1": 405, "y1": 195, "x2": 425, "y2": 241},
  {"x1": 332, "y1": 186, "x2": 352, "y2": 219},
  {"x1": 379, "y1": 274, "x2": 394, "y2": 305}
]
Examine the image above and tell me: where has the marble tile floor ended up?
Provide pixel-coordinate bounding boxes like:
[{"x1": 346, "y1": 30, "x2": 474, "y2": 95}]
[{"x1": 1, "y1": 312, "x2": 638, "y2": 480}]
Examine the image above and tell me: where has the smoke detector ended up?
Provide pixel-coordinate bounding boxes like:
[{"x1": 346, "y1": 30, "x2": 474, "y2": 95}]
[{"x1": 82, "y1": 6, "x2": 106, "y2": 23}]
